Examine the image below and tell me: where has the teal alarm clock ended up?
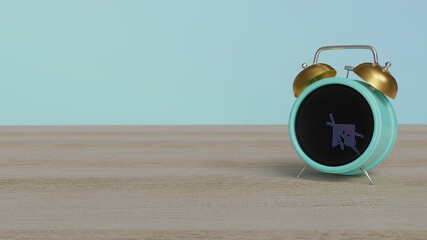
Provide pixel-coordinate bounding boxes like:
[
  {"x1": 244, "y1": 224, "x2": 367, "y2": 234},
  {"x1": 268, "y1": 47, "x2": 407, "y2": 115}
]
[{"x1": 289, "y1": 45, "x2": 398, "y2": 184}]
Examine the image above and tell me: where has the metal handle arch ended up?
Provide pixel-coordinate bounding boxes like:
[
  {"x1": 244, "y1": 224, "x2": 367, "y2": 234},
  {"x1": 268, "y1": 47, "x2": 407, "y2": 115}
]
[{"x1": 313, "y1": 45, "x2": 379, "y2": 65}]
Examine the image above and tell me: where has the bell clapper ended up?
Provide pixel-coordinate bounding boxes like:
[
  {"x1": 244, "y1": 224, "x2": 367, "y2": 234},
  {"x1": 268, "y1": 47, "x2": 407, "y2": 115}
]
[{"x1": 344, "y1": 65, "x2": 354, "y2": 79}]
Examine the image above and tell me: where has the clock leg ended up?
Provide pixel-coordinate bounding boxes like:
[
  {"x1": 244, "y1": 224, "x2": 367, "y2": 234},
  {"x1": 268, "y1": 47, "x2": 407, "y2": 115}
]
[
  {"x1": 360, "y1": 166, "x2": 374, "y2": 185},
  {"x1": 296, "y1": 164, "x2": 309, "y2": 178}
]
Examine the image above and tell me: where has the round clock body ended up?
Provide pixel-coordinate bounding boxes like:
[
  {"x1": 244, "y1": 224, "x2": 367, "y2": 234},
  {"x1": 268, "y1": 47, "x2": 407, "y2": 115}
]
[{"x1": 289, "y1": 77, "x2": 397, "y2": 175}]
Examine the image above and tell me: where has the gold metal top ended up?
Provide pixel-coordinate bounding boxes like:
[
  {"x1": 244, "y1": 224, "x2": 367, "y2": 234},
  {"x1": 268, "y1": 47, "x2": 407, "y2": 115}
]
[
  {"x1": 293, "y1": 63, "x2": 336, "y2": 97},
  {"x1": 353, "y1": 63, "x2": 398, "y2": 99},
  {"x1": 292, "y1": 45, "x2": 398, "y2": 99}
]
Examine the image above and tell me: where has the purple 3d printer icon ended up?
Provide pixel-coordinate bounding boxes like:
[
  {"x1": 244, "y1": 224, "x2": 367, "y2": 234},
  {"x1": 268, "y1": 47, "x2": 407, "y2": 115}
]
[{"x1": 326, "y1": 113, "x2": 364, "y2": 155}]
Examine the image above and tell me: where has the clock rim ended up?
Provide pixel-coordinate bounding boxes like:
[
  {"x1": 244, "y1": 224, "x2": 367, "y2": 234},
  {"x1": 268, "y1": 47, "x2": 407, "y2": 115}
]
[{"x1": 289, "y1": 77, "x2": 397, "y2": 175}]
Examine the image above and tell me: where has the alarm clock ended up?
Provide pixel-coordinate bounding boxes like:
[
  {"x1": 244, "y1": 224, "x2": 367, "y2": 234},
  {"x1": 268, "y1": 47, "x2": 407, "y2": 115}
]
[{"x1": 289, "y1": 45, "x2": 398, "y2": 184}]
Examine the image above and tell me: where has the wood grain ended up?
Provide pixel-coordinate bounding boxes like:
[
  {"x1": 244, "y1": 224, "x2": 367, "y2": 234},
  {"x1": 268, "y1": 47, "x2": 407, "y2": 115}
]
[{"x1": 0, "y1": 125, "x2": 426, "y2": 239}]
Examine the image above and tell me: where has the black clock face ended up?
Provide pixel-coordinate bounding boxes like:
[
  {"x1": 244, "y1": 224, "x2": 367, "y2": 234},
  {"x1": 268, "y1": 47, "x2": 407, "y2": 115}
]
[{"x1": 295, "y1": 84, "x2": 374, "y2": 166}]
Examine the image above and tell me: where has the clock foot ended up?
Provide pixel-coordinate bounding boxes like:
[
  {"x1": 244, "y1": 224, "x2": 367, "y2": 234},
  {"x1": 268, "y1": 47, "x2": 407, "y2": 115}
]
[
  {"x1": 296, "y1": 164, "x2": 309, "y2": 178},
  {"x1": 360, "y1": 166, "x2": 374, "y2": 185}
]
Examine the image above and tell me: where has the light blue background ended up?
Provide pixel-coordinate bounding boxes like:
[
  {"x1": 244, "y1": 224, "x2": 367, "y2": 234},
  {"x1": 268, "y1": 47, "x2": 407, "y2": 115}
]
[{"x1": 1, "y1": 0, "x2": 426, "y2": 125}]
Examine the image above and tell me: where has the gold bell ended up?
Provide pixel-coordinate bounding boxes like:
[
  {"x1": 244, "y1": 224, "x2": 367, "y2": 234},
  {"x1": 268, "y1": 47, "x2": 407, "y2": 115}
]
[
  {"x1": 292, "y1": 45, "x2": 398, "y2": 99},
  {"x1": 293, "y1": 63, "x2": 337, "y2": 97},
  {"x1": 353, "y1": 62, "x2": 398, "y2": 99}
]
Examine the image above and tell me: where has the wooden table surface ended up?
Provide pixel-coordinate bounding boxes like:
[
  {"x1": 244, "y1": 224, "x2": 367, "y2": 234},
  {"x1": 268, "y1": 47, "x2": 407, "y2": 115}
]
[{"x1": 0, "y1": 125, "x2": 426, "y2": 239}]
